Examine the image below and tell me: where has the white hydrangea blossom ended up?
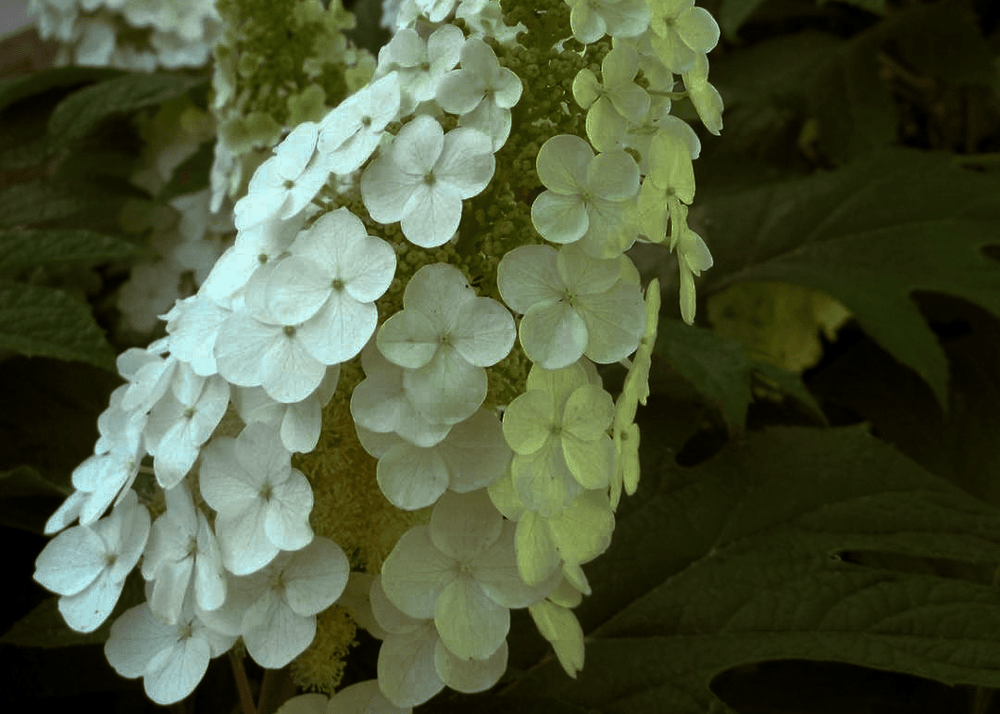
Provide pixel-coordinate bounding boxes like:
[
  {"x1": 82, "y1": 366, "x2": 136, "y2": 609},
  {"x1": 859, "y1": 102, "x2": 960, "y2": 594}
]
[
  {"x1": 530, "y1": 133, "x2": 641, "y2": 257},
  {"x1": 142, "y1": 482, "x2": 227, "y2": 624},
  {"x1": 34, "y1": 490, "x2": 150, "y2": 633},
  {"x1": 361, "y1": 115, "x2": 496, "y2": 248},
  {"x1": 375, "y1": 25, "x2": 465, "y2": 114},
  {"x1": 198, "y1": 423, "x2": 315, "y2": 575},
  {"x1": 376, "y1": 263, "x2": 515, "y2": 424},
  {"x1": 236, "y1": 537, "x2": 349, "y2": 668},
  {"x1": 369, "y1": 574, "x2": 509, "y2": 707},
  {"x1": 436, "y1": 37, "x2": 523, "y2": 150},
  {"x1": 380, "y1": 490, "x2": 551, "y2": 661},
  {"x1": 497, "y1": 243, "x2": 645, "y2": 369},
  {"x1": 104, "y1": 598, "x2": 236, "y2": 705},
  {"x1": 233, "y1": 122, "x2": 331, "y2": 232},
  {"x1": 30, "y1": 0, "x2": 221, "y2": 71},
  {"x1": 356, "y1": 408, "x2": 512, "y2": 510}
]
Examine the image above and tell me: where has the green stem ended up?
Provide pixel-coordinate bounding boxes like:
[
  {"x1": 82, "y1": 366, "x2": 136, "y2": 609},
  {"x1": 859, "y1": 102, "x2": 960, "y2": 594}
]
[{"x1": 230, "y1": 650, "x2": 258, "y2": 714}]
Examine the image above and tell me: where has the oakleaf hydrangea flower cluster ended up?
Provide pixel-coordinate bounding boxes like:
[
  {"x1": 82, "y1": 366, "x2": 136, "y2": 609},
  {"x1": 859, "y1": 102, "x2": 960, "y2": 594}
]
[
  {"x1": 33, "y1": 0, "x2": 723, "y2": 708},
  {"x1": 29, "y1": 0, "x2": 222, "y2": 70}
]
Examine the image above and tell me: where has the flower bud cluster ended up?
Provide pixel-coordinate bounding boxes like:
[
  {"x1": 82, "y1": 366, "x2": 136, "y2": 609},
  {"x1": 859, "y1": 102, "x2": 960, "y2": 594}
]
[{"x1": 33, "y1": 0, "x2": 723, "y2": 708}]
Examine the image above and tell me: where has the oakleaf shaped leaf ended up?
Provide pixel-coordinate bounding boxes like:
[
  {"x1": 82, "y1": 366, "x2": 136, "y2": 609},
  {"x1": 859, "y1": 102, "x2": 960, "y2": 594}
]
[
  {"x1": 506, "y1": 425, "x2": 1000, "y2": 713},
  {"x1": 699, "y1": 149, "x2": 1000, "y2": 408}
]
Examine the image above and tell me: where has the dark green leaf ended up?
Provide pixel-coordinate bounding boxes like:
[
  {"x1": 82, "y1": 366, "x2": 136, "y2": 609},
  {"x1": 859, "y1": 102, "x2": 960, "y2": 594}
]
[
  {"x1": 2, "y1": 571, "x2": 145, "y2": 650},
  {"x1": 809, "y1": 297, "x2": 1000, "y2": 508},
  {"x1": 655, "y1": 319, "x2": 825, "y2": 430},
  {"x1": 0, "y1": 229, "x2": 140, "y2": 274},
  {"x1": 0, "y1": 179, "x2": 92, "y2": 227},
  {"x1": 805, "y1": 29, "x2": 895, "y2": 163},
  {"x1": 0, "y1": 281, "x2": 115, "y2": 370},
  {"x1": 0, "y1": 466, "x2": 69, "y2": 533},
  {"x1": 0, "y1": 357, "x2": 118, "y2": 491},
  {"x1": 509, "y1": 426, "x2": 1000, "y2": 713},
  {"x1": 710, "y1": 2, "x2": 991, "y2": 165},
  {"x1": 0, "y1": 66, "x2": 121, "y2": 116},
  {"x1": 718, "y1": 0, "x2": 770, "y2": 41},
  {"x1": 699, "y1": 149, "x2": 1000, "y2": 408},
  {"x1": 752, "y1": 360, "x2": 827, "y2": 424},
  {"x1": 47, "y1": 73, "x2": 207, "y2": 156},
  {"x1": 882, "y1": 1, "x2": 995, "y2": 87},
  {"x1": 655, "y1": 319, "x2": 754, "y2": 429},
  {"x1": 817, "y1": 0, "x2": 885, "y2": 14},
  {"x1": 0, "y1": 178, "x2": 130, "y2": 228},
  {"x1": 0, "y1": 596, "x2": 110, "y2": 648}
]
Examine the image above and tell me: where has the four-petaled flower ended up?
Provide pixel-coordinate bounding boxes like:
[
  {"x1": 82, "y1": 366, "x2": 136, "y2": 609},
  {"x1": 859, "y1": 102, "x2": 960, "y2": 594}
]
[{"x1": 361, "y1": 115, "x2": 495, "y2": 248}]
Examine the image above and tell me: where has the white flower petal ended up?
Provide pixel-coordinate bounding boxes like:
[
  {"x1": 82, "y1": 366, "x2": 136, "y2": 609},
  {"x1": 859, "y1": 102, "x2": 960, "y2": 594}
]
[
  {"x1": 242, "y1": 592, "x2": 316, "y2": 668},
  {"x1": 377, "y1": 443, "x2": 450, "y2": 510},
  {"x1": 434, "y1": 577, "x2": 508, "y2": 660},
  {"x1": 435, "y1": 638, "x2": 507, "y2": 693},
  {"x1": 282, "y1": 537, "x2": 350, "y2": 616}
]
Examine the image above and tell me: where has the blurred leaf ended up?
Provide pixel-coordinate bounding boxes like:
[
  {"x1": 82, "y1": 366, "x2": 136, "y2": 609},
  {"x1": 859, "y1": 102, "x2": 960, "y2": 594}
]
[
  {"x1": 0, "y1": 179, "x2": 92, "y2": 227},
  {"x1": 718, "y1": 0, "x2": 770, "y2": 41},
  {"x1": 346, "y1": 0, "x2": 392, "y2": 56},
  {"x1": 719, "y1": 0, "x2": 886, "y2": 42},
  {"x1": 0, "y1": 281, "x2": 115, "y2": 370},
  {"x1": 882, "y1": 1, "x2": 995, "y2": 87},
  {"x1": 0, "y1": 466, "x2": 69, "y2": 533},
  {"x1": 0, "y1": 229, "x2": 139, "y2": 274},
  {"x1": 709, "y1": 31, "x2": 840, "y2": 165},
  {"x1": 156, "y1": 139, "x2": 214, "y2": 202},
  {"x1": 0, "y1": 178, "x2": 130, "y2": 228},
  {"x1": 508, "y1": 425, "x2": 1000, "y2": 713},
  {"x1": 699, "y1": 149, "x2": 1000, "y2": 409},
  {"x1": 0, "y1": 94, "x2": 51, "y2": 171},
  {"x1": 655, "y1": 318, "x2": 825, "y2": 430},
  {"x1": 0, "y1": 66, "x2": 121, "y2": 116},
  {"x1": 707, "y1": 281, "x2": 851, "y2": 373},
  {"x1": 47, "y1": 73, "x2": 207, "y2": 156},
  {"x1": 816, "y1": 0, "x2": 885, "y2": 14}
]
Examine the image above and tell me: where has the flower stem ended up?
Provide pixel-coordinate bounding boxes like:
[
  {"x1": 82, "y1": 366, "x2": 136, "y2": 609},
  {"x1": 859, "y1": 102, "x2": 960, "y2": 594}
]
[{"x1": 229, "y1": 650, "x2": 258, "y2": 714}]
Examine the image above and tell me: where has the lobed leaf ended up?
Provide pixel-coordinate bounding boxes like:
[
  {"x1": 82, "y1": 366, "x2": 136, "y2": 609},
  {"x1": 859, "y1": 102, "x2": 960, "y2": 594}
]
[
  {"x1": 508, "y1": 425, "x2": 1000, "y2": 713},
  {"x1": 698, "y1": 149, "x2": 1000, "y2": 408}
]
